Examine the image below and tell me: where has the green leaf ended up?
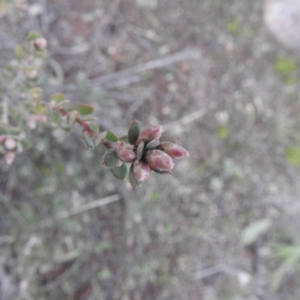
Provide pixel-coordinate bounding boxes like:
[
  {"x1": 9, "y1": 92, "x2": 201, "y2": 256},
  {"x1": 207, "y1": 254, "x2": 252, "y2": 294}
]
[
  {"x1": 241, "y1": 219, "x2": 271, "y2": 246},
  {"x1": 35, "y1": 104, "x2": 46, "y2": 115},
  {"x1": 102, "y1": 149, "x2": 119, "y2": 168},
  {"x1": 159, "y1": 135, "x2": 178, "y2": 143},
  {"x1": 275, "y1": 57, "x2": 297, "y2": 78},
  {"x1": 56, "y1": 163, "x2": 65, "y2": 174},
  {"x1": 272, "y1": 244, "x2": 300, "y2": 290},
  {"x1": 0, "y1": 126, "x2": 21, "y2": 135},
  {"x1": 145, "y1": 139, "x2": 160, "y2": 150},
  {"x1": 81, "y1": 133, "x2": 95, "y2": 149},
  {"x1": 128, "y1": 164, "x2": 142, "y2": 188},
  {"x1": 50, "y1": 93, "x2": 68, "y2": 104},
  {"x1": 49, "y1": 111, "x2": 61, "y2": 123},
  {"x1": 67, "y1": 111, "x2": 78, "y2": 126},
  {"x1": 30, "y1": 87, "x2": 43, "y2": 102},
  {"x1": 151, "y1": 168, "x2": 170, "y2": 175},
  {"x1": 286, "y1": 146, "x2": 300, "y2": 167},
  {"x1": 16, "y1": 45, "x2": 25, "y2": 60},
  {"x1": 20, "y1": 140, "x2": 32, "y2": 151},
  {"x1": 226, "y1": 20, "x2": 239, "y2": 34},
  {"x1": 128, "y1": 119, "x2": 140, "y2": 145},
  {"x1": 105, "y1": 131, "x2": 119, "y2": 142},
  {"x1": 218, "y1": 126, "x2": 230, "y2": 139},
  {"x1": 76, "y1": 104, "x2": 94, "y2": 116},
  {"x1": 151, "y1": 192, "x2": 160, "y2": 200},
  {"x1": 89, "y1": 122, "x2": 99, "y2": 132},
  {"x1": 119, "y1": 135, "x2": 129, "y2": 143},
  {"x1": 98, "y1": 269, "x2": 112, "y2": 281},
  {"x1": 111, "y1": 163, "x2": 128, "y2": 181},
  {"x1": 27, "y1": 31, "x2": 41, "y2": 41},
  {"x1": 94, "y1": 131, "x2": 107, "y2": 147},
  {"x1": 136, "y1": 141, "x2": 145, "y2": 160},
  {"x1": 60, "y1": 120, "x2": 72, "y2": 131}
]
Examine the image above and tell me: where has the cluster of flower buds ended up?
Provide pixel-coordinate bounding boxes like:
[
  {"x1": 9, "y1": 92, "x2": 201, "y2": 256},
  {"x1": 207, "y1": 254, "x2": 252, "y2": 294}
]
[
  {"x1": 0, "y1": 136, "x2": 18, "y2": 165},
  {"x1": 0, "y1": 125, "x2": 32, "y2": 165},
  {"x1": 102, "y1": 120, "x2": 189, "y2": 189}
]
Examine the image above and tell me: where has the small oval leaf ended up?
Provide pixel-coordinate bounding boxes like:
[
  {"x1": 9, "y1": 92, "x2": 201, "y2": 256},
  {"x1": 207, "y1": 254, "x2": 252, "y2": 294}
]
[
  {"x1": 159, "y1": 135, "x2": 178, "y2": 143},
  {"x1": 102, "y1": 149, "x2": 119, "y2": 168},
  {"x1": 241, "y1": 219, "x2": 272, "y2": 246},
  {"x1": 51, "y1": 93, "x2": 68, "y2": 104},
  {"x1": 49, "y1": 111, "x2": 61, "y2": 123},
  {"x1": 105, "y1": 131, "x2": 119, "y2": 142},
  {"x1": 128, "y1": 119, "x2": 140, "y2": 145},
  {"x1": 151, "y1": 168, "x2": 171, "y2": 175},
  {"x1": 128, "y1": 164, "x2": 142, "y2": 189},
  {"x1": 76, "y1": 104, "x2": 94, "y2": 116},
  {"x1": 81, "y1": 133, "x2": 95, "y2": 149},
  {"x1": 119, "y1": 135, "x2": 129, "y2": 143},
  {"x1": 137, "y1": 141, "x2": 145, "y2": 160},
  {"x1": 111, "y1": 163, "x2": 128, "y2": 181},
  {"x1": 20, "y1": 140, "x2": 32, "y2": 151},
  {"x1": 89, "y1": 122, "x2": 99, "y2": 132},
  {"x1": 145, "y1": 139, "x2": 160, "y2": 151}
]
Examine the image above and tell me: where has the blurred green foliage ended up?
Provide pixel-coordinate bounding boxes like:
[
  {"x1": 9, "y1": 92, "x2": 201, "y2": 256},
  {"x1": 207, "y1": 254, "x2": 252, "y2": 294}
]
[
  {"x1": 286, "y1": 146, "x2": 300, "y2": 167},
  {"x1": 275, "y1": 57, "x2": 298, "y2": 84},
  {"x1": 226, "y1": 20, "x2": 239, "y2": 34}
]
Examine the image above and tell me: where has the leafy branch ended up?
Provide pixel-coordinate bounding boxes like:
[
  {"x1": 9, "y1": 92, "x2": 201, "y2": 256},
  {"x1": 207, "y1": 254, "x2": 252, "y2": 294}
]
[{"x1": 0, "y1": 32, "x2": 189, "y2": 189}]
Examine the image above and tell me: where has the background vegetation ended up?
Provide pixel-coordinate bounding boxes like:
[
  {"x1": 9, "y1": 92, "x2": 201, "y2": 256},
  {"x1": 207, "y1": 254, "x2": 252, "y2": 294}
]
[{"x1": 1, "y1": 0, "x2": 300, "y2": 299}]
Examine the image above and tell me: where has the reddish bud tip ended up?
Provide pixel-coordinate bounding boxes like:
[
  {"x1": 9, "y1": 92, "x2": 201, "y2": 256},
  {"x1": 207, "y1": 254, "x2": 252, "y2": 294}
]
[
  {"x1": 160, "y1": 142, "x2": 189, "y2": 159},
  {"x1": 34, "y1": 37, "x2": 47, "y2": 50},
  {"x1": 5, "y1": 151, "x2": 15, "y2": 165},
  {"x1": 146, "y1": 149, "x2": 174, "y2": 172},
  {"x1": 116, "y1": 141, "x2": 136, "y2": 163},
  {"x1": 133, "y1": 160, "x2": 151, "y2": 182},
  {"x1": 0, "y1": 135, "x2": 7, "y2": 143},
  {"x1": 139, "y1": 126, "x2": 163, "y2": 142}
]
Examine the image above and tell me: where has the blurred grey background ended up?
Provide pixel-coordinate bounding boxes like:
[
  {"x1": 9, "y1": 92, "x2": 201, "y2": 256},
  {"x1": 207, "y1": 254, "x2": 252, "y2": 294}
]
[{"x1": 1, "y1": 0, "x2": 300, "y2": 299}]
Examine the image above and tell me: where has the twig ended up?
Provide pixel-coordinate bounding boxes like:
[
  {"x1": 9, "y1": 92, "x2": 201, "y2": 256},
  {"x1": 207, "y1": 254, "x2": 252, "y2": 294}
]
[
  {"x1": 90, "y1": 49, "x2": 201, "y2": 87},
  {"x1": 194, "y1": 264, "x2": 225, "y2": 280},
  {"x1": 125, "y1": 86, "x2": 156, "y2": 121},
  {"x1": 2, "y1": 95, "x2": 8, "y2": 125},
  {"x1": 61, "y1": 194, "x2": 121, "y2": 218},
  {"x1": 40, "y1": 194, "x2": 121, "y2": 228},
  {"x1": 57, "y1": 108, "x2": 99, "y2": 138},
  {"x1": 194, "y1": 264, "x2": 238, "y2": 280},
  {"x1": 163, "y1": 109, "x2": 207, "y2": 131},
  {"x1": 98, "y1": 0, "x2": 121, "y2": 28},
  {"x1": 0, "y1": 267, "x2": 16, "y2": 300}
]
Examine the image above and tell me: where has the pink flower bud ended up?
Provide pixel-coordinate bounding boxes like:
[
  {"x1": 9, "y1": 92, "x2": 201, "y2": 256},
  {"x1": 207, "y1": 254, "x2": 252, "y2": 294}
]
[
  {"x1": 160, "y1": 142, "x2": 189, "y2": 159},
  {"x1": 146, "y1": 150, "x2": 174, "y2": 173},
  {"x1": 4, "y1": 138, "x2": 17, "y2": 150},
  {"x1": 34, "y1": 114, "x2": 48, "y2": 123},
  {"x1": 5, "y1": 151, "x2": 15, "y2": 165},
  {"x1": 139, "y1": 126, "x2": 162, "y2": 142},
  {"x1": 34, "y1": 37, "x2": 47, "y2": 50},
  {"x1": 0, "y1": 135, "x2": 7, "y2": 143},
  {"x1": 116, "y1": 141, "x2": 136, "y2": 163},
  {"x1": 26, "y1": 69, "x2": 38, "y2": 80},
  {"x1": 133, "y1": 160, "x2": 150, "y2": 182}
]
